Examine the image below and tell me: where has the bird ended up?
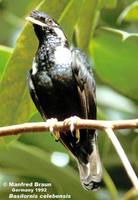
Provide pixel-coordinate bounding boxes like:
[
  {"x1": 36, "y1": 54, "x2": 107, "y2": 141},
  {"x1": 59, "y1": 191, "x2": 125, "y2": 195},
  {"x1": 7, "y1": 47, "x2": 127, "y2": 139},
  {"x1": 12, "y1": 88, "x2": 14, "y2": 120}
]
[{"x1": 26, "y1": 10, "x2": 102, "y2": 190}]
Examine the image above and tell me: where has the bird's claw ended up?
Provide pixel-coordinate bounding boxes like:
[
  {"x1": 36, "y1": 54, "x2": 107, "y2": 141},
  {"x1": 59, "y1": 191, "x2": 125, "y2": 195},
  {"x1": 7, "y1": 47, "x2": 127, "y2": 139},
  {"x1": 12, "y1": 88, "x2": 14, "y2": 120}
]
[
  {"x1": 76, "y1": 129, "x2": 80, "y2": 143},
  {"x1": 64, "y1": 116, "x2": 80, "y2": 143},
  {"x1": 54, "y1": 131, "x2": 60, "y2": 141},
  {"x1": 46, "y1": 118, "x2": 60, "y2": 141}
]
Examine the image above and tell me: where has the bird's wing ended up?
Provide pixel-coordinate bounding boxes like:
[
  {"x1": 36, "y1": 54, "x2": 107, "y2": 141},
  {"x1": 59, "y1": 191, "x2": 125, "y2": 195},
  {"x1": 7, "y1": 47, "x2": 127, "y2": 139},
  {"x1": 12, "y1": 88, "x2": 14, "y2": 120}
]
[
  {"x1": 28, "y1": 70, "x2": 47, "y2": 120},
  {"x1": 70, "y1": 49, "x2": 102, "y2": 190},
  {"x1": 59, "y1": 48, "x2": 97, "y2": 163},
  {"x1": 71, "y1": 48, "x2": 96, "y2": 120}
]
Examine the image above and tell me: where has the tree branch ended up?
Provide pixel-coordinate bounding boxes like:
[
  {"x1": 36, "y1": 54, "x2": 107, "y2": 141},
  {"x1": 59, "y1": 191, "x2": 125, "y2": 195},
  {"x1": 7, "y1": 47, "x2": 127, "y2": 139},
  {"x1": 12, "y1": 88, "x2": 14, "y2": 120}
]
[
  {"x1": 0, "y1": 118, "x2": 138, "y2": 137},
  {"x1": 105, "y1": 128, "x2": 138, "y2": 190},
  {"x1": 0, "y1": 118, "x2": 138, "y2": 190}
]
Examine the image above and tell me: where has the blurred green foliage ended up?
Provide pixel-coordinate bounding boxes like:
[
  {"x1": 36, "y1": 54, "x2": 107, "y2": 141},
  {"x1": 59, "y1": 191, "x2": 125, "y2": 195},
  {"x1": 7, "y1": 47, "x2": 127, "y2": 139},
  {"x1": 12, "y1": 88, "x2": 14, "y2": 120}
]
[{"x1": 0, "y1": 0, "x2": 138, "y2": 200}]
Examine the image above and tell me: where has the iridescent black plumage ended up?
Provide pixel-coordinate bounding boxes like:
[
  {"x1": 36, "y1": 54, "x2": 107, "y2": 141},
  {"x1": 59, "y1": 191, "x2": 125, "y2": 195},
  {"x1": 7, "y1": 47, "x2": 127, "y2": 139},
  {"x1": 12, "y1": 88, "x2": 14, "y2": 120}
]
[{"x1": 27, "y1": 10, "x2": 102, "y2": 190}]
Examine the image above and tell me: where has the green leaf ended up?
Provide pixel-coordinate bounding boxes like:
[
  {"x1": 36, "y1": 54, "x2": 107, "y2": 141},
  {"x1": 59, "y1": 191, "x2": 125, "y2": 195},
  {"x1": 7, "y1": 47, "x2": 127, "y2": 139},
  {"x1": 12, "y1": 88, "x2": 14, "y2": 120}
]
[
  {"x1": 90, "y1": 27, "x2": 138, "y2": 101},
  {"x1": 3, "y1": 0, "x2": 42, "y2": 18},
  {"x1": 76, "y1": 0, "x2": 100, "y2": 52},
  {"x1": 19, "y1": 113, "x2": 66, "y2": 154},
  {"x1": 118, "y1": 1, "x2": 138, "y2": 23},
  {"x1": 0, "y1": 141, "x2": 98, "y2": 200},
  {"x1": 0, "y1": 45, "x2": 13, "y2": 81},
  {"x1": 104, "y1": 0, "x2": 117, "y2": 8},
  {"x1": 103, "y1": 168, "x2": 118, "y2": 200},
  {"x1": 99, "y1": 0, "x2": 117, "y2": 9},
  {"x1": 97, "y1": 86, "x2": 137, "y2": 116},
  {"x1": 0, "y1": 0, "x2": 70, "y2": 144},
  {"x1": 122, "y1": 188, "x2": 138, "y2": 200},
  {"x1": 132, "y1": 135, "x2": 138, "y2": 168},
  {"x1": 0, "y1": 0, "x2": 42, "y2": 47},
  {"x1": 59, "y1": 0, "x2": 84, "y2": 43}
]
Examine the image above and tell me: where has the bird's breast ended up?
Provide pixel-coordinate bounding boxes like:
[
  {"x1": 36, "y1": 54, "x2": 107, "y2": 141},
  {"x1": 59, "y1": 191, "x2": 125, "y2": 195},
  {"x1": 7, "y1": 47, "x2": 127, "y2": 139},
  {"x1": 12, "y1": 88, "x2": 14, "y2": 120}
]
[
  {"x1": 54, "y1": 46, "x2": 71, "y2": 65},
  {"x1": 46, "y1": 46, "x2": 73, "y2": 86}
]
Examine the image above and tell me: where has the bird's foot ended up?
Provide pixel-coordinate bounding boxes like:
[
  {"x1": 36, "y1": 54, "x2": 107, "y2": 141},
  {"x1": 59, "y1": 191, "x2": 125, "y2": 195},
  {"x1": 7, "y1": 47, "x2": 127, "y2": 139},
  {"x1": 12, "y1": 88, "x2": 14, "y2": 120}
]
[
  {"x1": 64, "y1": 116, "x2": 80, "y2": 132},
  {"x1": 46, "y1": 118, "x2": 60, "y2": 141},
  {"x1": 64, "y1": 116, "x2": 80, "y2": 143},
  {"x1": 46, "y1": 118, "x2": 58, "y2": 132}
]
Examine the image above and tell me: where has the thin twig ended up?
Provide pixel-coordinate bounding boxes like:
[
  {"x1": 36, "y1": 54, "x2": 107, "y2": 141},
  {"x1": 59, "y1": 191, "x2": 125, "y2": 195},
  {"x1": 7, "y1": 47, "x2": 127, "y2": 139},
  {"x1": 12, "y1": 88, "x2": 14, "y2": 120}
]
[
  {"x1": 0, "y1": 118, "x2": 138, "y2": 137},
  {"x1": 105, "y1": 128, "x2": 138, "y2": 190}
]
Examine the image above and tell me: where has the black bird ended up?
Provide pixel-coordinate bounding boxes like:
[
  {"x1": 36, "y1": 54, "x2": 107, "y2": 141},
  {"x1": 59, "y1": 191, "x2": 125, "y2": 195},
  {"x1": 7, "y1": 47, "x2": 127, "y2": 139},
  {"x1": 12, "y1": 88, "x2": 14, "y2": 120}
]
[{"x1": 26, "y1": 10, "x2": 102, "y2": 190}]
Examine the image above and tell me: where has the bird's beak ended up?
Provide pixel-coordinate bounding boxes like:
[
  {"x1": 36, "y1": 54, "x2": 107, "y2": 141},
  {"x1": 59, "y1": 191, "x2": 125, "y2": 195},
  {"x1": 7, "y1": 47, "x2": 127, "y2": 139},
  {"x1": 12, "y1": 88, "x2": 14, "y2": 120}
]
[{"x1": 25, "y1": 16, "x2": 46, "y2": 27}]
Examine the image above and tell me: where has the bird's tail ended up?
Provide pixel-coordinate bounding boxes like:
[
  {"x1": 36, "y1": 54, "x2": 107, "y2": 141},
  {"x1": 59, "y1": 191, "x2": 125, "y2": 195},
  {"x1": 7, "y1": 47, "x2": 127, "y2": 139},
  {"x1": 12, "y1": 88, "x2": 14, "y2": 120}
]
[{"x1": 77, "y1": 140, "x2": 102, "y2": 190}]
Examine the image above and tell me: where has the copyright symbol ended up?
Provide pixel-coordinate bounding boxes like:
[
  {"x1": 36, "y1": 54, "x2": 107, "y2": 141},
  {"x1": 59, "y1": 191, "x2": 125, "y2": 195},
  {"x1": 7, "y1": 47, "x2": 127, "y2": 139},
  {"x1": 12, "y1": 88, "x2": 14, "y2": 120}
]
[{"x1": 3, "y1": 182, "x2": 7, "y2": 187}]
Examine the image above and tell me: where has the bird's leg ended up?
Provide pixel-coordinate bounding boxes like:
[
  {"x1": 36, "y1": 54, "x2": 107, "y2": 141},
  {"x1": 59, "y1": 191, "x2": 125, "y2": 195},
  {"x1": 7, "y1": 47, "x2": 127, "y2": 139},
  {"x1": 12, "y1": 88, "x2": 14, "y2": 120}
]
[
  {"x1": 46, "y1": 118, "x2": 60, "y2": 141},
  {"x1": 64, "y1": 116, "x2": 81, "y2": 143}
]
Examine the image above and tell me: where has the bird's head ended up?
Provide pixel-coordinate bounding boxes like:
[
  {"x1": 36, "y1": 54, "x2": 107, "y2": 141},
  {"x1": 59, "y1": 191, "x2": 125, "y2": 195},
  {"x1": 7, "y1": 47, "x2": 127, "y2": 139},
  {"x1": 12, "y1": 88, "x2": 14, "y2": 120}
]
[
  {"x1": 26, "y1": 10, "x2": 58, "y2": 29},
  {"x1": 26, "y1": 10, "x2": 67, "y2": 44}
]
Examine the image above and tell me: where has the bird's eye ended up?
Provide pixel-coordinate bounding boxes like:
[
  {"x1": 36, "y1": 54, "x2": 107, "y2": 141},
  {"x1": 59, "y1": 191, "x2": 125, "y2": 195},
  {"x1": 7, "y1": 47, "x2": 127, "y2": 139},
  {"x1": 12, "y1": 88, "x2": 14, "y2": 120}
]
[
  {"x1": 48, "y1": 19, "x2": 53, "y2": 23},
  {"x1": 45, "y1": 18, "x2": 53, "y2": 26}
]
